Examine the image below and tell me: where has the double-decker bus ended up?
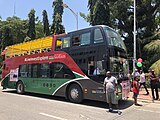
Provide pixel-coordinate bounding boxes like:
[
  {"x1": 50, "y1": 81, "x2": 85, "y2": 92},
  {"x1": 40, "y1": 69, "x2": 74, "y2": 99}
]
[{"x1": 1, "y1": 25, "x2": 130, "y2": 103}]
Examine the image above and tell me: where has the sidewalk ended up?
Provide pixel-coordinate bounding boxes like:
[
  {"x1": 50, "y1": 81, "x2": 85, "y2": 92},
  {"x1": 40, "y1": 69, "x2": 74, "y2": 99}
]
[{"x1": 128, "y1": 88, "x2": 160, "y2": 104}]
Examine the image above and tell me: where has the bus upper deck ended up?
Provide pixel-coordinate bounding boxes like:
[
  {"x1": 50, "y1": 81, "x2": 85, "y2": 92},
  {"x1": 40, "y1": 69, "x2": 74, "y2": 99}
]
[{"x1": 3, "y1": 36, "x2": 53, "y2": 58}]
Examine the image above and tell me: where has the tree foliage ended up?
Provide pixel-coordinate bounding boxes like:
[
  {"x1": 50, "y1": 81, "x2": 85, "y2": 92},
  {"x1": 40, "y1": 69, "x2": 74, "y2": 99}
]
[
  {"x1": 27, "y1": 9, "x2": 36, "y2": 40},
  {"x1": 51, "y1": 0, "x2": 65, "y2": 34},
  {"x1": 0, "y1": 16, "x2": 27, "y2": 51},
  {"x1": 36, "y1": 20, "x2": 44, "y2": 38},
  {"x1": 3, "y1": 27, "x2": 13, "y2": 47},
  {"x1": 42, "y1": 10, "x2": 50, "y2": 36},
  {"x1": 143, "y1": 32, "x2": 160, "y2": 73},
  {"x1": 81, "y1": 0, "x2": 110, "y2": 26}
]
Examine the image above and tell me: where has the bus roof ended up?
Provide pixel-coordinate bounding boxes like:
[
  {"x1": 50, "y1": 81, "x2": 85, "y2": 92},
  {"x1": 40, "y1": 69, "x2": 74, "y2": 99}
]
[
  {"x1": 4, "y1": 36, "x2": 53, "y2": 57},
  {"x1": 67, "y1": 25, "x2": 114, "y2": 34}
]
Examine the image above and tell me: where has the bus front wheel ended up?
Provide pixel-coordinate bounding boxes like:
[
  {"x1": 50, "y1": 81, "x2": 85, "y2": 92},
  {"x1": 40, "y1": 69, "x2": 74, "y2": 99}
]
[
  {"x1": 16, "y1": 81, "x2": 24, "y2": 94},
  {"x1": 68, "y1": 84, "x2": 83, "y2": 103}
]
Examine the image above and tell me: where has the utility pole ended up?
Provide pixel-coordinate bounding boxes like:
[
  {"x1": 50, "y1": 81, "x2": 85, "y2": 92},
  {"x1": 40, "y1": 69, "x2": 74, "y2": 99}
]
[{"x1": 133, "y1": 0, "x2": 137, "y2": 73}]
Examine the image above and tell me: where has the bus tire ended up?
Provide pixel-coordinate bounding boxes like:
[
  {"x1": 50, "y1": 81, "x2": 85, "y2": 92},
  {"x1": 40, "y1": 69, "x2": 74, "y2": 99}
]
[
  {"x1": 68, "y1": 84, "x2": 83, "y2": 103},
  {"x1": 16, "y1": 81, "x2": 24, "y2": 94}
]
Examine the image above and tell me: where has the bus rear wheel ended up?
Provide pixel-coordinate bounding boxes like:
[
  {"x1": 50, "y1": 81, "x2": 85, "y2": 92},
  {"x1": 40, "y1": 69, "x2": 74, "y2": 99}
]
[
  {"x1": 68, "y1": 84, "x2": 83, "y2": 103},
  {"x1": 16, "y1": 81, "x2": 24, "y2": 94}
]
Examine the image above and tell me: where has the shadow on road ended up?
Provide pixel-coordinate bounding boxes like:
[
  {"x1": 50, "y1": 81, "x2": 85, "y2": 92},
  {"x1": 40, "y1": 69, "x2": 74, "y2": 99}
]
[
  {"x1": 83, "y1": 99, "x2": 134, "y2": 110},
  {"x1": 2, "y1": 89, "x2": 133, "y2": 110}
]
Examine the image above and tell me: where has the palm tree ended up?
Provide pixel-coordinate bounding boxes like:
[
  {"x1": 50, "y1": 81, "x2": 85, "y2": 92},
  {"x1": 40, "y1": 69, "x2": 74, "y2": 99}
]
[{"x1": 143, "y1": 32, "x2": 160, "y2": 75}]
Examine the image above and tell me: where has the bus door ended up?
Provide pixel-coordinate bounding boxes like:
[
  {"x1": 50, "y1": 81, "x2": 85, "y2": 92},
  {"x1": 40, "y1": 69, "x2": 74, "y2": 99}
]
[{"x1": 1, "y1": 62, "x2": 9, "y2": 87}]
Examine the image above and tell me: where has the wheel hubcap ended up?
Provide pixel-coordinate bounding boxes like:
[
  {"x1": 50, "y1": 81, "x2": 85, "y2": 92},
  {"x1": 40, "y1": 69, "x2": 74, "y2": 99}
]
[
  {"x1": 18, "y1": 84, "x2": 22, "y2": 92},
  {"x1": 70, "y1": 89, "x2": 79, "y2": 99}
]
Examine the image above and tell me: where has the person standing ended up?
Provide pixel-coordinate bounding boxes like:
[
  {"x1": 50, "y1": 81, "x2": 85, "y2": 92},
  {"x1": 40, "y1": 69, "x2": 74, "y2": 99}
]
[
  {"x1": 139, "y1": 70, "x2": 149, "y2": 95},
  {"x1": 132, "y1": 76, "x2": 141, "y2": 106},
  {"x1": 150, "y1": 70, "x2": 159, "y2": 100},
  {"x1": 103, "y1": 71, "x2": 121, "y2": 114}
]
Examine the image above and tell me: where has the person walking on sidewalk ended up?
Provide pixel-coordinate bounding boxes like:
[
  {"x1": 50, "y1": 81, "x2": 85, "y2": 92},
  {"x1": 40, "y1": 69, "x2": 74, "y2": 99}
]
[
  {"x1": 103, "y1": 71, "x2": 121, "y2": 114},
  {"x1": 150, "y1": 70, "x2": 159, "y2": 100},
  {"x1": 139, "y1": 70, "x2": 149, "y2": 95},
  {"x1": 132, "y1": 76, "x2": 142, "y2": 106}
]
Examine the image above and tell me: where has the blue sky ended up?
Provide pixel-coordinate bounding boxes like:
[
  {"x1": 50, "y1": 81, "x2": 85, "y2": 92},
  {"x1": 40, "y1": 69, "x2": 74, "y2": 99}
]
[{"x1": 0, "y1": 0, "x2": 90, "y2": 32}]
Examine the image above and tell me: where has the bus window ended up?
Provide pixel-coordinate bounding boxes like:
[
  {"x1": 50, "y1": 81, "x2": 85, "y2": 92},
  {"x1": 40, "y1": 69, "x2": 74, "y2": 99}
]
[
  {"x1": 96, "y1": 61, "x2": 106, "y2": 75},
  {"x1": 93, "y1": 61, "x2": 106, "y2": 75},
  {"x1": 80, "y1": 32, "x2": 91, "y2": 45},
  {"x1": 63, "y1": 37, "x2": 70, "y2": 48},
  {"x1": 40, "y1": 63, "x2": 50, "y2": 78},
  {"x1": 19, "y1": 65, "x2": 28, "y2": 77},
  {"x1": 32, "y1": 64, "x2": 39, "y2": 78},
  {"x1": 94, "y1": 28, "x2": 103, "y2": 43},
  {"x1": 109, "y1": 57, "x2": 127, "y2": 77},
  {"x1": 72, "y1": 36, "x2": 80, "y2": 46},
  {"x1": 50, "y1": 62, "x2": 75, "y2": 79},
  {"x1": 104, "y1": 27, "x2": 126, "y2": 50},
  {"x1": 88, "y1": 59, "x2": 95, "y2": 76},
  {"x1": 28, "y1": 64, "x2": 32, "y2": 77},
  {"x1": 56, "y1": 39, "x2": 62, "y2": 50}
]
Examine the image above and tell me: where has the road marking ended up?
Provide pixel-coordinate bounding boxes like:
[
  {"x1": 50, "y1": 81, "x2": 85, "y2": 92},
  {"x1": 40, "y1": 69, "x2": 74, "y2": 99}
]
[
  {"x1": 39, "y1": 112, "x2": 68, "y2": 120},
  {"x1": 136, "y1": 109, "x2": 160, "y2": 114},
  {"x1": 79, "y1": 114, "x2": 90, "y2": 120}
]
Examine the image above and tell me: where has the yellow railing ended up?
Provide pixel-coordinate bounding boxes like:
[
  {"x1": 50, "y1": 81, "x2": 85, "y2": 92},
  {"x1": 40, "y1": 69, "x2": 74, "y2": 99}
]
[{"x1": 5, "y1": 36, "x2": 53, "y2": 58}]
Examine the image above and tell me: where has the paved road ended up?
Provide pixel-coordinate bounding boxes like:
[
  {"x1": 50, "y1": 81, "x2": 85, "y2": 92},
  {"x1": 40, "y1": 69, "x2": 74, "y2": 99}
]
[{"x1": 0, "y1": 88, "x2": 160, "y2": 120}]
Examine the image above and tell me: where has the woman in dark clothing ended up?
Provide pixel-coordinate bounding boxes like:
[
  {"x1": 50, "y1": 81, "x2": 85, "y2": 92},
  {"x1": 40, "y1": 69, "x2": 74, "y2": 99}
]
[{"x1": 150, "y1": 70, "x2": 159, "y2": 100}]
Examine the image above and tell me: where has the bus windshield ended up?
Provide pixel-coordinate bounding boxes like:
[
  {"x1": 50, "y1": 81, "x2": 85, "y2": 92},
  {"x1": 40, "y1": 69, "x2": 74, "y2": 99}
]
[
  {"x1": 103, "y1": 27, "x2": 126, "y2": 51},
  {"x1": 110, "y1": 57, "x2": 128, "y2": 77}
]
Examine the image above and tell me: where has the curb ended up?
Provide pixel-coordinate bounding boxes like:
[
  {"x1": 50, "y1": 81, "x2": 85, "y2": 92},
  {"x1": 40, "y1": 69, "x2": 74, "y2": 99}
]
[{"x1": 128, "y1": 97, "x2": 160, "y2": 104}]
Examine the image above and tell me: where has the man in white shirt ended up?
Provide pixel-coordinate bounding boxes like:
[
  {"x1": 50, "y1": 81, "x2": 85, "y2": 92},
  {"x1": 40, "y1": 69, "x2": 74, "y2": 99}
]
[
  {"x1": 103, "y1": 71, "x2": 121, "y2": 114},
  {"x1": 140, "y1": 70, "x2": 149, "y2": 95}
]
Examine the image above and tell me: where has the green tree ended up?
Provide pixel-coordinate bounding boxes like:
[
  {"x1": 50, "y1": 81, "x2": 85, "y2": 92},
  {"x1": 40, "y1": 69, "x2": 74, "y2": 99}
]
[
  {"x1": 108, "y1": 0, "x2": 134, "y2": 57},
  {"x1": 0, "y1": 16, "x2": 28, "y2": 46},
  {"x1": 27, "y1": 9, "x2": 36, "y2": 40},
  {"x1": 36, "y1": 20, "x2": 44, "y2": 38},
  {"x1": 3, "y1": 27, "x2": 13, "y2": 47},
  {"x1": 143, "y1": 32, "x2": 160, "y2": 75},
  {"x1": 5, "y1": 16, "x2": 28, "y2": 44},
  {"x1": 42, "y1": 10, "x2": 50, "y2": 36},
  {"x1": 88, "y1": 0, "x2": 110, "y2": 26},
  {"x1": 51, "y1": 0, "x2": 65, "y2": 34},
  {"x1": 81, "y1": 0, "x2": 110, "y2": 26}
]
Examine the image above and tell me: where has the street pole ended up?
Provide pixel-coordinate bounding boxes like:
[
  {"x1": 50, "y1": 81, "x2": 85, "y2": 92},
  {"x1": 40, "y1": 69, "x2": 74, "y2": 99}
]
[
  {"x1": 133, "y1": 0, "x2": 136, "y2": 73},
  {"x1": 62, "y1": 3, "x2": 78, "y2": 30}
]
